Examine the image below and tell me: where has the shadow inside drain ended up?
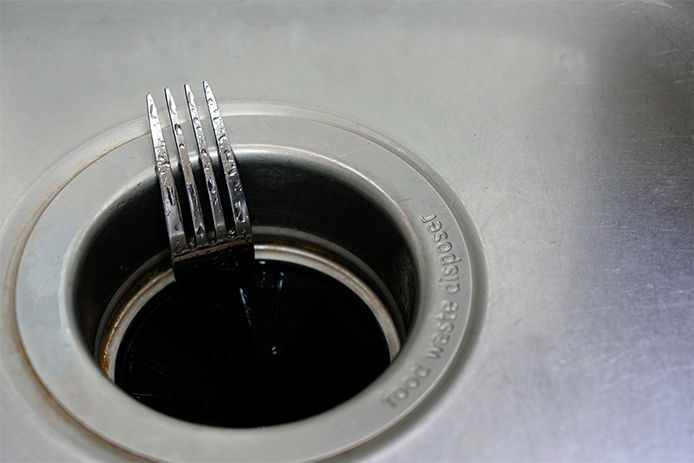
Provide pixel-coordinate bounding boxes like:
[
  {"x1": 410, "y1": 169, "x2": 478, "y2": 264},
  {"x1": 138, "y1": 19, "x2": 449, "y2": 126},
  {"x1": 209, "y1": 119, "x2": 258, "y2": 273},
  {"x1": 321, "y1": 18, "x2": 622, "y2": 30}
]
[{"x1": 114, "y1": 259, "x2": 390, "y2": 427}]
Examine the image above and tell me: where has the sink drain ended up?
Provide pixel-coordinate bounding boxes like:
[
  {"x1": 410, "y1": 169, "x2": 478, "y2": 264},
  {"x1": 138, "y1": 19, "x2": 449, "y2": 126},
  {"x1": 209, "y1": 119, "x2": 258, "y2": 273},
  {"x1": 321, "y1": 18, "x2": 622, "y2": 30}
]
[
  {"x1": 10, "y1": 104, "x2": 483, "y2": 462},
  {"x1": 99, "y1": 245, "x2": 399, "y2": 427}
]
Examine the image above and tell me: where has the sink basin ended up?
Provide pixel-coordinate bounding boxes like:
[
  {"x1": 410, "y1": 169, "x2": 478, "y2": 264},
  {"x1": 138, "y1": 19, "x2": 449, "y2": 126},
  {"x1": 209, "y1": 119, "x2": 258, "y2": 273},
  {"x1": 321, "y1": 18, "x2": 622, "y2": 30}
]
[{"x1": 1, "y1": 1, "x2": 691, "y2": 461}]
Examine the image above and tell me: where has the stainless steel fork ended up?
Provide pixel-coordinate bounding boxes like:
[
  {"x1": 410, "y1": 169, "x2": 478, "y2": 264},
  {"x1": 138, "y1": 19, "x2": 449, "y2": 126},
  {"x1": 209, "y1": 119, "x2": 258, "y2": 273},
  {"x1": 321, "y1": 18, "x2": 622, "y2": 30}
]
[{"x1": 147, "y1": 81, "x2": 253, "y2": 282}]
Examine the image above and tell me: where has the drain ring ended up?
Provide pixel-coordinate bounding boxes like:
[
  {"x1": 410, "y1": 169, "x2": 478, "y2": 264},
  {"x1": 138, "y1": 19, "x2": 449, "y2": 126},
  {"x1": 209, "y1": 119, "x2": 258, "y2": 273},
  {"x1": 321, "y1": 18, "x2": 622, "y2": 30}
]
[
  {"x1": 99, "y1": 243, "x2": 401, "y2": 379},
  {"x1": 9, "y1": 104, "x2": 484, "y2": 462}
]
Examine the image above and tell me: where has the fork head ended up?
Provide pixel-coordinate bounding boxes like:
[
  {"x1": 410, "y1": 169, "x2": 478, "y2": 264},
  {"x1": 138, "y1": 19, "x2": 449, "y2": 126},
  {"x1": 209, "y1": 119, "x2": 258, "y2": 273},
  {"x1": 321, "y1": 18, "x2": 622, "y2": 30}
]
[{"x1": 147, "y1": 81, "x2": 253, "y2": 282}]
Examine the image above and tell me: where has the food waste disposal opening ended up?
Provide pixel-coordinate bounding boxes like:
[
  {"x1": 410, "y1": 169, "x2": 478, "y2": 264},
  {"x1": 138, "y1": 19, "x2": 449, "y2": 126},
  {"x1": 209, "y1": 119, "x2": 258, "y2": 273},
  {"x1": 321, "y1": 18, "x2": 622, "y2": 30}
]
[
  {"x1": 101, "y1": 250, "x2": 397, "y2": 427},
  {"x1": 74, "y1": 153, "x2": 415, "y2": 428}
]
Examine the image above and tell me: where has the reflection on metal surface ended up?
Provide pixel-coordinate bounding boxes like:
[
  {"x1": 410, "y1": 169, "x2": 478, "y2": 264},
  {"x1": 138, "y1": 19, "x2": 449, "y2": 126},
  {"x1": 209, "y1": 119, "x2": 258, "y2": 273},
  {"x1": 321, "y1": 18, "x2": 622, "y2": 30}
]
[{"x1": 150, "y1": 83, "x2": 255, "y2": 283}]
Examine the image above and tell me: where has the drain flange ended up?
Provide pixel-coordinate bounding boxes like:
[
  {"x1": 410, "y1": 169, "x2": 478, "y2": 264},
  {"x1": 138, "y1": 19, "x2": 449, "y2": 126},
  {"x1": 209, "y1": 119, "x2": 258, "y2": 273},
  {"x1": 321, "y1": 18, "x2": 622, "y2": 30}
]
[{"x1": 12, "y1": 104, "x2": 483, "y2": 462}]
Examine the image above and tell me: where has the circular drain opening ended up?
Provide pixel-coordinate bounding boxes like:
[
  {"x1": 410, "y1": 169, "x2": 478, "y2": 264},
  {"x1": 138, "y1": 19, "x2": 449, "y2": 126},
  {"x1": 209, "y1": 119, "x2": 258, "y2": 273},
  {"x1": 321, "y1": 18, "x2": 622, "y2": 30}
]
[
  {"x1": 99, "y1": 246, "x2": 399, "y2": 427},
  {"x1": 73, "y1": 151, "x2": 415, "y2": 428},
  {"x1": 12, "y1": 106, "x2": 481, "y2": 462}
]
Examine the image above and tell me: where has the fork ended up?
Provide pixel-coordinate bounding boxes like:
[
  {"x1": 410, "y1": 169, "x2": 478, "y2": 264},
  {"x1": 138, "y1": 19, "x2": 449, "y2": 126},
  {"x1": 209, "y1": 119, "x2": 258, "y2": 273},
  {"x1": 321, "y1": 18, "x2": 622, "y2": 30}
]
[{"x1": 146, "y1": 81, "x2": 253, "y2": 283}]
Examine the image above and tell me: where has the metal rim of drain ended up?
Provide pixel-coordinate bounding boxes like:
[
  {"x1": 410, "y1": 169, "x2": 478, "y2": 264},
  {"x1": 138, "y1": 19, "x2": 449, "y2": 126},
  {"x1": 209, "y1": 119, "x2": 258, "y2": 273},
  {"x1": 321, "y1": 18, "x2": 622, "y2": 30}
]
[
  {"x1": 5, "y1": 103, "x2": 484, "y2": 462},
  {"x1": 98, "y1": 243, "x2": 402, "y2": 380}
]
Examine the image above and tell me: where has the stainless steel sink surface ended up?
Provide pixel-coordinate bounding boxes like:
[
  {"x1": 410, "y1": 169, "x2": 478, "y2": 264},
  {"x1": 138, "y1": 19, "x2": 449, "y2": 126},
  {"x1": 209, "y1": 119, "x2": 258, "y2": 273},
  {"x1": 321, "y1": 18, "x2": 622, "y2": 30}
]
[{"x1": 1, "y1": 1, "x2": 691, "y2": 462}]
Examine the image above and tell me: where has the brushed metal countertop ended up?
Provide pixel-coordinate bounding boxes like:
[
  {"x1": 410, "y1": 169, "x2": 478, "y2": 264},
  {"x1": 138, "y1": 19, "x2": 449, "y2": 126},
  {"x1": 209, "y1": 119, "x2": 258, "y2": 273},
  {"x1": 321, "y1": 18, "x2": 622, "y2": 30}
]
[{"x1": 1, "y1": 2, "x2": 692, "y2": 461}]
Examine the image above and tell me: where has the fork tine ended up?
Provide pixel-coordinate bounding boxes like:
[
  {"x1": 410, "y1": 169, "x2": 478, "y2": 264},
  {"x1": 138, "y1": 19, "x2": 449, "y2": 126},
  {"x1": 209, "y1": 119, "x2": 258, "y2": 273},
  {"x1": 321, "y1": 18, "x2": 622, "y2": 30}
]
[
  {"x1": 165, "y1": 88, "x2": 208, "y2": 246},
  {"x1": 184, "y1": 83, "x2": 227, "y2": 241},
  {"x1": 203, "y1": 81, "x2": 251, "y2": 240},
  {"x1": 147, "y1": 93, "x2": 187, "y2": 255}
]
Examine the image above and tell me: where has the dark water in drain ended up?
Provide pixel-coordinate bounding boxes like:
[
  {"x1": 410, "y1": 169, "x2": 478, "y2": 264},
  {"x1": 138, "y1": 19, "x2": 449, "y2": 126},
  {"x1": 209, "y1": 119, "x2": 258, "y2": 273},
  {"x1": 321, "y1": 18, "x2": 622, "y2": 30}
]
[{"x1": 114, "y1": 260, "x2": 390, "y2": 427}]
